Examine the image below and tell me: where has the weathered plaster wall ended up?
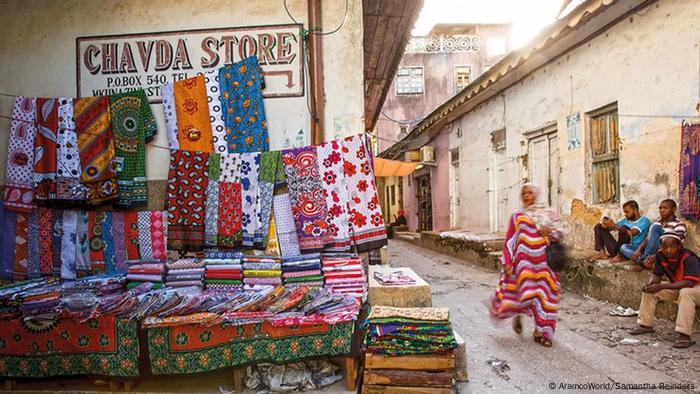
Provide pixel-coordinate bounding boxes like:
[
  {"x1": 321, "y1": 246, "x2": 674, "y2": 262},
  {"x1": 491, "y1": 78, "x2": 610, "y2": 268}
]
[
  {"x1": 450, "y1": 0, "x2": 699, "y2": 249},
  {"x1": 430, "y1": 131, "x2": 450, "y2": 231},
  {"x1": 0, "y1": 0, "x2": 364, "y2": 182}
]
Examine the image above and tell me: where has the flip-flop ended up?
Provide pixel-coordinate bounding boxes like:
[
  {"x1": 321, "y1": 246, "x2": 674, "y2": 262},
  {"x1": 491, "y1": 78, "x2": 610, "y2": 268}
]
[
  {"x1": 672, "y1": 339, "x2": 696, "y2": 349},
  {"x1": 629, "y1": 326, "x2": 654, "y2": 335},
  {"x1": 512, "y1": 316, "x2": 522, "y2": 335},
  {"x1": 534, "y1": 334, "x2": 552, "y2": 347}
]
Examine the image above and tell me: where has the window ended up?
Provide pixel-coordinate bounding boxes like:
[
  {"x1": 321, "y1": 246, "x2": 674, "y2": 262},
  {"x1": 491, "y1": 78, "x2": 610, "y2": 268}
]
[
  {"x1": 396, "y1": 67, "x2": 424, "y2": 95},
  {"x1": 590, "y1": 105, "x2": 619, "y2": 204},
  {"x1": 398, "y1": 125, "x2": 408, "y2": 139},
  {"x1": 487, "y1": 36, "x2": 507, "y2": 57},
  {"x1": 491, "y1": 128, "x2": 506, "y2": 151},
  {"x1": 454, "y1": 66, "x2": 471, "y2": 93}
]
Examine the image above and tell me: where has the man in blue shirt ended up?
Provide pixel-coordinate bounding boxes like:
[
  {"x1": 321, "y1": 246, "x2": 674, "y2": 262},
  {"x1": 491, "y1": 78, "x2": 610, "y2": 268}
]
[{"x1": 590, "y1": 200, "x2": 652, "y2": 263}]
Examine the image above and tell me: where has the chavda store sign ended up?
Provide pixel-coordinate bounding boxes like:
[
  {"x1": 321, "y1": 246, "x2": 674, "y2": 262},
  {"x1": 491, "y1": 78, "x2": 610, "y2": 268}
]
[{"x1": 76, "y1": 23, "x2": 303, "y2": 102}]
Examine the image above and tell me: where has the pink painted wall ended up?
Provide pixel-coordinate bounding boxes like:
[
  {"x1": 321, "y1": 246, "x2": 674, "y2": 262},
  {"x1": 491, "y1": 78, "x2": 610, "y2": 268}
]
[
  {"x1": 430, "y1": 132, "x2": 451, "y2": 232},
  {"x1": 402, "y1": 173, "x2": 419, "y2": 231}
]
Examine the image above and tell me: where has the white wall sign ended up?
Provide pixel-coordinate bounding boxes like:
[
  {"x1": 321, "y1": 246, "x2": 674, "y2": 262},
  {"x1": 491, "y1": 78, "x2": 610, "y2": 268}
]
[{"x1": 76, "y1": 23, "x2": 303, "y2": 102}]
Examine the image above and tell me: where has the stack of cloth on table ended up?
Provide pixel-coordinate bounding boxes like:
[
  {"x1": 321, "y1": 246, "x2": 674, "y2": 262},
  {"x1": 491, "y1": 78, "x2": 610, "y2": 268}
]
[
  {"x1": 126, "y1": 259, "x2": 166, "y2": 290},
  {"x1": 0, "y1": 278, "x2": 56, "y2": 316},
  {"x1": 18, "y1": 281, "x2": 64, "y2": 322},
  {"x1": 281, "y1": 254, "x2": 324, "y2": 287},
  {"x1": 165, "y1": 258, "x2": 205, "y2": 288},
  {"x1": 365, "y1": 306, "x2": 458, "y2": 356},
  {"x1": 204, "y1": 250, "x2": 244, "y2": 290},
  {"x1": 242, "y1": 255, "x2": 282, "y2": 287},
  {"x1": 61, "y1": 275, "x2": 126, "y2": 320},
  {"x1": 321, "y1": 254, "x2": 367, "y2": 298}
]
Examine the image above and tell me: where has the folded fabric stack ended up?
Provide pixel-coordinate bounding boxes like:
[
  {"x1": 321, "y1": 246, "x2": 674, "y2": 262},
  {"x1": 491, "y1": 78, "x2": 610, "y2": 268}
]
[
  {"x1": 321, "y1": 254, "x2": 367, "y2": 299},
  {"x1": 365, "y1": 306, "x2": 458, "y2": 356},
  {"x1": 165, "y1": 258, "x2": 205, "y2": 288},
  {"x1": 19, "y1": 281, "x2": 63, "y2": 322},
  {"x1": 0, "y1": 279, "x2": 54, "y2": 316},
  {"x1": 281, "y1": 254, "x2": 324, "y2": 287},
  {"x1": 204, "y1": 251, "x2": 244, "y2": 290},
  {"x1": 61, "y1": 275, "x2": 127, "y2": 320},
  {"x1": 126, "y1": 259, "x2": 166, "y2": 290},
  {"x1": 242, "y1": 255, "x2": 282, "y2": 287}
]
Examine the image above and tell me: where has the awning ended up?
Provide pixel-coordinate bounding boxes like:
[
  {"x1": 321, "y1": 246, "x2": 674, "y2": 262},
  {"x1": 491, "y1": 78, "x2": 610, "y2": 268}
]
[{"x1": 373, "y1": 158, "x2": 418, "y2": 177}]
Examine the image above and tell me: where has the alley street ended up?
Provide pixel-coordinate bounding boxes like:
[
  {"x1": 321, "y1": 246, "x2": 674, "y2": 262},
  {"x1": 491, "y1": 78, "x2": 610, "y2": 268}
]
[{"x1": 386, "y1": 239, "x2": 700, "y2": 394}]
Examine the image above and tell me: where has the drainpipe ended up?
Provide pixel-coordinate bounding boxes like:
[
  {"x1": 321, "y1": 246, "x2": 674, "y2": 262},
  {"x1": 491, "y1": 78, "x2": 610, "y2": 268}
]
[{"x1": 308, "y1": 0, "x2": 325, "y2": 145}]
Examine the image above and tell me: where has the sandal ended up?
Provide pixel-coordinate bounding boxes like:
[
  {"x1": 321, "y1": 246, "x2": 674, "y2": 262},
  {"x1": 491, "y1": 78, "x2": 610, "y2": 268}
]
[
  {"x1": 672, "y1": 338, "x2": 696, "y2": 349},
  {"x1": 629, "y1": 326, "x2": 654, "y2": 335},
  {"x1": 512, "y1": 316, "x2": 522, "y2": 335},
  {"x1": 533, "y1": 333, "x2": 552, "y2": 347}
]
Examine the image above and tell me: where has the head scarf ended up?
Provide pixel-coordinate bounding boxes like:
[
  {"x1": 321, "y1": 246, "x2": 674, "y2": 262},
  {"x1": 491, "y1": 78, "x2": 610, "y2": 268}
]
[{"x1": 521, "y1": 183, "x2": 555, "y2": 228}]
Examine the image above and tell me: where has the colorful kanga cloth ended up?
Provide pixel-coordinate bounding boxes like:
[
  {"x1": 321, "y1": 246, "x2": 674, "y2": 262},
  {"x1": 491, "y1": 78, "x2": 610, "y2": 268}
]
[
  {"x1": 281, "y1": 146, "x2": 331, "y2": 253},
  {"x1": 0, "y1": 202, "x2": 16, "y2": 280},
  {"x1": 112, "y1": 211, "x2": 128, "y2": 273},
  {"x1": 50, "y1": 209, "x2": 63, "y2": 276},
  {"x1": 73, "y1": 96, "x2": 119, "y2": 206},
  {"x1": 33, "y1": 98, "x2": 59, "y2": 203},
  {"x1": 273, "y1": 193, "x2": 301, "y2": 257},
  {"x1": 220, "y1": 56, "x2": 269, "y2": 153},
  {"x1": 218, "y1": 153, "x2": 242, "y2": 248},
  {"x1": 124, "y1": 211, "x2": 141, "y2": 261},
  {"x1": 204, "y1": 68, "x2": 228, "y2": 154},
  {"x1": 680, "y1": 122, "x2": 700, "y2": 218},
  {"x1": 88, "y1": 211, "x2": 107, "y2": 274},
  {"x1": 240, "y1": 152, "x2": 261, "y2": 247},
  {"x1": 256, "y1": 151, "x2": 284, "y2": 249},
  {"x1": 56, "y1": 98, "x2": 87, "y2": 205},
  {"x1": 150, "y1": 210, "x2": 167, "y2": 260},
  {"x1": 108, "y1": 90, "x2": 149, "y2": 209},
  {"x1": 174, "y1": 75, "x2": 213, "y2": 152},
  {"x1": 167, "y1": 150, "x2": 209, "y2": 251},
  {"x1": 3, "y1": 96, "x2": 37, "y2": 213},
  {"x1": 75, "y1": 211, "x2": 91, "y2": 273},
  {"x1": 138, "y1": 210, "x2": 154, "y2": 260},
  {"x1": 60, "y1": 210, "x2": 78, "y2": 280},
  {"x1": 162, "y1": 83, "x2": 180, "y2": 150},
  {"x1": 490, "y1": 211, "x2": 561, "y2": 341},
  {"x1": 317, "y1": 139, "x2": 352, "y2": 251},
  {"x1": 205, "y1": 153, "x2": 221, "y2": 247},
  {"x1": 13, "y1": 213, "x2": 28, "y2": 282},
  {"x1": 26, "y1": 209, "x2": 41, "y2": 279},
  {"x1": 342, "y1": 135, "x2": 387, "y2": 252},
  {"x1": 37, "y1": 208, "x2": 52, "y2": 275}
]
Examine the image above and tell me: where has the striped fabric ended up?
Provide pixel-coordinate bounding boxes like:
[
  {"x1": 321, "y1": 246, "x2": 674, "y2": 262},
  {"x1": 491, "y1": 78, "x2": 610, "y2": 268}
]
[{"x1": 490, "y1": 211, "x2": 560, "y2": 341}]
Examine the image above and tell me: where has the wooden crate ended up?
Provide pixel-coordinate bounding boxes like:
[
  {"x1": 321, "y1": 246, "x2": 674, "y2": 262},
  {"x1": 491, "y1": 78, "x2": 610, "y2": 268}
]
[
  {"x1": 364, "y1": 369, "x2": 453, "y2": 388},
  {"x1": 362, "y1": 384, "x2": 451, "y2": 394},
  {"x1": 365, "y1": 353, "x2": 455, "y2": 371}
]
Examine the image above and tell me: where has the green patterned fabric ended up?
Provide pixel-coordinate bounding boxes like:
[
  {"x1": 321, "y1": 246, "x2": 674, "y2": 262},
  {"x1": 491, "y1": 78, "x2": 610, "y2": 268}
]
[
  {"x1": 208, "y1": 153, "x2": 221, "y2": 180},
  {"x1": 0, "y1": 317, "x2": 139, "y2": 378},
  {"x1": 109, "y1": 91, "x2": 149, "y2": 209},
  {"x1": 147, "y1": 321, "x2": 353, "y2": 375}
]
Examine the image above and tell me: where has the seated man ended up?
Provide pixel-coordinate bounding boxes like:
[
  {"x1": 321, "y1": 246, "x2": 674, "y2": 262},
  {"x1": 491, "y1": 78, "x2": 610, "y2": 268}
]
[
  {"x1": 590, "y1": 200, "x2": 651, "y2": 262},
  {"x1": 631, "y1": 199, "x2": 686, "y2": 270},
  {"x1": 630, "y1": 230, "x2": 700, "y2": 348}
]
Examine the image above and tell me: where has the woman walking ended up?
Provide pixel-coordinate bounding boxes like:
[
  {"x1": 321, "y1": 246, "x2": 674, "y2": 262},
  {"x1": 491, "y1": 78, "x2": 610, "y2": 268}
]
[{"x1": 490, "y1": 183, "x2": 562, "y2": 347}]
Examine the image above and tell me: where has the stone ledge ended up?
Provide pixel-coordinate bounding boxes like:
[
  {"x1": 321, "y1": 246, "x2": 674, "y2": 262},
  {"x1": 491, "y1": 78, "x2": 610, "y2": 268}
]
[{"x1": 404, "y1": 233, "x2": 700, "y2": 330}]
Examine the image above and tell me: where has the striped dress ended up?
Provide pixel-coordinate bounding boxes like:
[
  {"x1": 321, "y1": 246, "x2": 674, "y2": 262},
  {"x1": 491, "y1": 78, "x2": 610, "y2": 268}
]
[{"x1": 491, "y1": 209, "x2": 561, "y2": 340}]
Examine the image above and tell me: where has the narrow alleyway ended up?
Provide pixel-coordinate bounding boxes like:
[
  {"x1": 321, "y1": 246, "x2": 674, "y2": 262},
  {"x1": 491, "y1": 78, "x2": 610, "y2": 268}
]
[{"x1": 387, "y1": 239, "x2": 700, "y2": 394}]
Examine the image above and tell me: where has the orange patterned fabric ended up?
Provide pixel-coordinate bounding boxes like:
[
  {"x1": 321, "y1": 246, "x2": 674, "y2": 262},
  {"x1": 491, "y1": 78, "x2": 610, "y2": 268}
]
[{"x1": 174, "y1": 75, "x2": 213, "y2": 152}]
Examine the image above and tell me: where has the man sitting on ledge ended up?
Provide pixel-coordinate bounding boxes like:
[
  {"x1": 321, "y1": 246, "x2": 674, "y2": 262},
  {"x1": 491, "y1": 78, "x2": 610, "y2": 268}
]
[
  {"x1": 590, "y1": 200, "x2": 651, "y2": 263},
  {"x1": 630, "y1": 199, "x2": 686, "y2": 271},
  {"x1": 629, "y1": 229, "x2": 700, "y2": 348}
]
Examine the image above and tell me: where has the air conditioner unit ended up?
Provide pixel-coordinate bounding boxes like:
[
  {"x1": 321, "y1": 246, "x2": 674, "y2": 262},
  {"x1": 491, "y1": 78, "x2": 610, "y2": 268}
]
[{"x1": 420, "y1": 146, "x2": 436, "y2": 165}]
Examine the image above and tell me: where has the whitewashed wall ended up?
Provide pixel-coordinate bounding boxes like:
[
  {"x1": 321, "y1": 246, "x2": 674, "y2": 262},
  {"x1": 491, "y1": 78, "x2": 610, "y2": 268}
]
[{"x1": 0, "y1": 0, "x2": 364, "y2": 181}]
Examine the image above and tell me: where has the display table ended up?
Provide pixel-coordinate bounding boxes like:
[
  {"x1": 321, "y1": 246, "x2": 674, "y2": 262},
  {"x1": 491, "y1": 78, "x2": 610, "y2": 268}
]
[
  {"x1": 0, "y1": 316, "x2": 139, "y2": 380},
  {"x1": 367, "y1": 266, "x2": 432, "y2": 307}
]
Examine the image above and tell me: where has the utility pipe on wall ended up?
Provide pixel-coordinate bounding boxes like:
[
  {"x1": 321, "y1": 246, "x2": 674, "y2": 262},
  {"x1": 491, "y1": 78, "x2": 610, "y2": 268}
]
[{"x1": 308, "y1": 0, "x2": 325, "y2": 145}]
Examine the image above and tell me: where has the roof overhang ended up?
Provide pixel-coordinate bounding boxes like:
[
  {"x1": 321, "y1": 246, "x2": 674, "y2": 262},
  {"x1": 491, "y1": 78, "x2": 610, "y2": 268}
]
[{"x1": 363, "y1": 0, "x2": 424, "y2": 132}]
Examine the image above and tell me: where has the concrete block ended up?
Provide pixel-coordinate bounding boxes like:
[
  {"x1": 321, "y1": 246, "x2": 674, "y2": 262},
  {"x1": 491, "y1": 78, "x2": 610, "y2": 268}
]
[{"x1": 368, "y1": 266, "x2": 432, "y2": 307}]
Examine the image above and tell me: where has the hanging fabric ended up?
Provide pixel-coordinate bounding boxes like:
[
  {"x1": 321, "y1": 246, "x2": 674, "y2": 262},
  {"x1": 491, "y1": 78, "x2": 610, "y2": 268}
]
[
  {"x1": 174, "y1": 75, "x2": 213, "y2": 152},
  {"x1": 162, "y1": 83, "x2": 180, "y2": 150},
  {"x1": 166, "y1": 150, "x2": 209, "y2": 251},
  {"x1": 88, "y1": 211, "x2": 106, "y2": 274},
  {"x1": 273, "y1": 193, "x2": 301, "y2": 257},
  {"x1": 112, "y1": 211, "x2": 128, "y2": 273},
  {"x1": 50, "y1": 209, "x2": 63, "y2": 276},
  {"x1": 56, "y1": 98, "x2": 87, "y2": 205},
  {"x1": 33, "y1": 98, "x2": 59, "y2": 203},
  {"x1": 220, "y1": 56, "x2": 269, "y2": 153},
  {"x1": 679, "y1": 122, "x2": 700, "y2": 218},
  {"x1": 317, "y1": 139, "x2": 352, "y2": 251},
  {"x1": 281, "y1": 146, "x2": 331, "y2": 254},
  {"x1": 101, "y1": 211, "x2": 117, "y2": 274},
  {"x1": 124, "y1": 211, "x2": 141, "y2": 261},
  {"x1": 27, "y1": 210, "x2": 41, "y2": 279},
  {"x1": 137, "y1": 210, "x2": 154, "y2": 260},
  {"x1": 60, "y1": 210, "x2": 78, "y2": 280},
  {"x1": 218, "y1": 153, "x2": 242, "y2": 248},
  {"x1": 256, "y1": 151, "x2": 281, "y2": 249},
  {"x1": 108, "y1": 91, "x2": 149, "y2": 209},
  {"x1": 204, "y1": 68, "x2": 228, "y2": 154},
  {"x1": 0, "y1": 202, "x2": 17, "y2": 280},
  {"x1": 150, "y1": 210, "x2": 167, "y2": 260},
  {"x1": 75, "y1": 211, "x2": 91, "y2": 274},
  {"x1": 13, "y1": 213, "x2": 28, "y2": 282},
  {"x1": 241, "y1": 152, "x2": 261, "y2": 247},
  {"x1": 205, "y1": 153, "x2": 221, "y2": 247},
  {"x1": 3, "y1": 96, "x2": 37, "y2": 213},
  {"x1": 341, "y1": 135, "x2": 388, "y2": 252},
  {"x1": 73, "y1": 96, "x2": 119, "y2": 206}
]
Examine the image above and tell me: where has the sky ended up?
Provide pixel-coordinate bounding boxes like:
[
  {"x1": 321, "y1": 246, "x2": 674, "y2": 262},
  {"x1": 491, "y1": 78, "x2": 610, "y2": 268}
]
[{"x1": 412, "y1": 0, "x2": 581, "y2": 48}]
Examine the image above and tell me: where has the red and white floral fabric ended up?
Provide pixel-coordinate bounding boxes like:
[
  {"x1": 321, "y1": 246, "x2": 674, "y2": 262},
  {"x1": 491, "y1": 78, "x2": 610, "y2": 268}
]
[{"x1": 316, "y1": 139, "x2": 351, "y2": 251}]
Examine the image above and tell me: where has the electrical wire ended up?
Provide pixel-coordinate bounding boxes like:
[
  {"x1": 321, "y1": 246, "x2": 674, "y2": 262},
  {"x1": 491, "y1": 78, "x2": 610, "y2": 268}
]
[
  {"x1": 283, "y1": 0, "x2": 349, "y2": 36},
  {"x1": 379, "y1": 109, "x2": 425, "y2": 125}
]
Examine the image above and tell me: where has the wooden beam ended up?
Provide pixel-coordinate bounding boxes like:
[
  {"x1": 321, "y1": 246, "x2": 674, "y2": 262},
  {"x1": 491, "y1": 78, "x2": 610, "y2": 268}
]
[
  {"x1": 362, "y1": 385, "x2": 452, "y2": 394},
  {"x1": 364, "y1": 369, "x2": 454, "y2": 388},
  {"x1": 365, "y1": 353, "x2": 455, "y2": 371}
]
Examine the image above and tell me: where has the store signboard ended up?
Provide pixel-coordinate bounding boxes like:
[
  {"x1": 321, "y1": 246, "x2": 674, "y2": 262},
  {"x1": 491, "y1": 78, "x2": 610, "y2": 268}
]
[{"x1": 76, "y1": 24, "x2": 303, "y2": 102}]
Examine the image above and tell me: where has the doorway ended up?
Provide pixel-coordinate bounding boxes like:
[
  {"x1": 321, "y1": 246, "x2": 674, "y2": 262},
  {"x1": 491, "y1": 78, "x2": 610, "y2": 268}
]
[
  {"x1": 416, "y1": 175, "x2": 433, "y2": 231},
  {"x1": 527, "y1": 127, "x2": 560, "y2": 211}
]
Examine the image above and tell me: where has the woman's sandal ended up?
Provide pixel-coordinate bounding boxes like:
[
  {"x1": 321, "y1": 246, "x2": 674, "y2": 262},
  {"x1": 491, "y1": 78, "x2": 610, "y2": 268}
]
[
  {"x1": 512, "y1": 316, "x2": 522, "y2": 335},
  {"x1": 672, "y1": 338, "x2": 696, "y2": 349},
  {"x1": 533, "y1": 333, "x2": 552, "y2": 347}
]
